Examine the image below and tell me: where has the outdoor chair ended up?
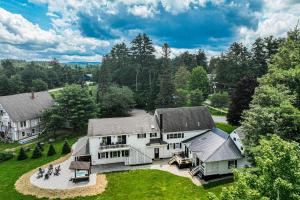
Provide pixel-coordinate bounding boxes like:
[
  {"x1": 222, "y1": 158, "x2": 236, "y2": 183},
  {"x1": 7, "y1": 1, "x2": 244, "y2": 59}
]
[{"x1": 44, "y1": 173, "x2": 49, "y2": 180}]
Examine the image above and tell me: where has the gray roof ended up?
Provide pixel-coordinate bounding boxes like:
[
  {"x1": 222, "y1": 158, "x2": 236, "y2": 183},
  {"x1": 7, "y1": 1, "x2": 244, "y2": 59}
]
[
  {"x1": 155, "y1": 107, "x2": 215, "y2": 132},
  {"x1": 0, "y1": 91, "x2": 53, "y2": 122},
  {"x1": 69, "y1": 161, "x2": 90, "y2": 170},
  {"x1": 233, "y1": 127, "x2": 245, "y2": 140},
  {"x1": 73, "y1": 136, "x2": 90, "y2": 157},
  {"x1": 183, "y1": 128, "x2": 243, "y2": 162},
  {"x1": 88, "y1": 109, "x2": 158, "y2": 136}
]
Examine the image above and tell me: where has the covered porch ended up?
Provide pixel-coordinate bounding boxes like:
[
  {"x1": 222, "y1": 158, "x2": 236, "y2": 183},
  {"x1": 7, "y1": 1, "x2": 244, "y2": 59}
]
[{"x1": 69, "y1": 161, "x2": 91, "y2": 183}]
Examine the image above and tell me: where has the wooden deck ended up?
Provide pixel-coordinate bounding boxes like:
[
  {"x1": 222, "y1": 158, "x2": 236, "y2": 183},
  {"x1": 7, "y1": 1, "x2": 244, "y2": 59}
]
[{"x1": 168, "y1": 152, "x2": 192, "y2": 167}]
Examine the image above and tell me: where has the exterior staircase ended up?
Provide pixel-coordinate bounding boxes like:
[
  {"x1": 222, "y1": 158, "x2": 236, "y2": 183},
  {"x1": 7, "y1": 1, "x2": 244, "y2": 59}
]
[
  {"x1": 125, "y1": 146, "x2": 152, "y2": 166},
  {"x1": 189, "y1": 165, "x2": 201, "y2": 176},
  {"x1": 168, "y1": 156, "x2": 176, "y2": 165}
]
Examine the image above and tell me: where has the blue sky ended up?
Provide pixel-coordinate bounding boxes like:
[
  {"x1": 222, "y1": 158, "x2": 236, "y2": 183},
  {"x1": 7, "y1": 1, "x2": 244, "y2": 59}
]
[{"x1": 0, "y1": 0, "x2": 299, "y2": 62}]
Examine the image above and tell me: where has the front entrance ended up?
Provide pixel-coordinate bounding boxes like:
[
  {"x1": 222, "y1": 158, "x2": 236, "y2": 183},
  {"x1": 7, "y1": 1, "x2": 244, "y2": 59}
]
[{"x1": 154, "y1": 148, "x2": 159, "y2": 159}]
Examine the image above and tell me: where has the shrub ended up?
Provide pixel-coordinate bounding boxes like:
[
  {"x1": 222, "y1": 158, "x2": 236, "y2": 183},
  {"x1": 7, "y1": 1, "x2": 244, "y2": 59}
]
[
  {"x1": 210, "y1": 92, "x2": 229, "y2": 108},
  {"x1": 190, "y1": 89, "x2": 204, "y2": 106},
  {"x1": 17, "y1": 147, "x2": 28, "y2": 161},
  {"x1": 61, "y1": 139, "x2": 71, "y2": 154},
  {"x1": 0, "y1": 152, "x2": 13, "y2": 161},
  {"x1": 31, "y1": 145, "x2": 42, "y2": 159},
  {"x1": 37, "y1": 142, "x2": 44, "y2": 152},
  {"x1": 47, "y1": 144, "x2": 56, "y2": 156}
]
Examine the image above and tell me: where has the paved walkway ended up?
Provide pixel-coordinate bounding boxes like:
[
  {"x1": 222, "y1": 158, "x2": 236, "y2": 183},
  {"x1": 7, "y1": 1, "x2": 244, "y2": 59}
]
[
  {"x1": 92, "y1": 160, "x2": 202, "y2": 186},
  {"x1": 212, "y1": 116, "x2": 227, "y2": 123}
]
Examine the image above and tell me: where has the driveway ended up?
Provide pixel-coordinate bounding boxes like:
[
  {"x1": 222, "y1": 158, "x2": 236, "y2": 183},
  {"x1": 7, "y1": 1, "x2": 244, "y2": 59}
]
[{"x1": 212, "y1": 116, "x2": 227, "y2": 123}]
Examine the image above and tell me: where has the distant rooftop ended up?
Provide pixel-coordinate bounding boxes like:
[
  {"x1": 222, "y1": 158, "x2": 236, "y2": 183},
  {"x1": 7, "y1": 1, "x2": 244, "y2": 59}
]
[{"x1": 0, "y1": 91, "x2": 53, "y2": 122}]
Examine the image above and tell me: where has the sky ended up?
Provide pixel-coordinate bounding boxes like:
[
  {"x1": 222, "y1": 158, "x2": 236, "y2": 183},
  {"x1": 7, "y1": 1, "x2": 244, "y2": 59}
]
[{"x1": 0, "y1": 0, "x2": 299, "y2": 63}]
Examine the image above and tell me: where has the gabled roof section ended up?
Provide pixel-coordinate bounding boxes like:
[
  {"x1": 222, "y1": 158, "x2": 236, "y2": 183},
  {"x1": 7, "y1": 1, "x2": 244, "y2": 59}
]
[
  {"x1": 88, "y1": 109, "x2": 158, "y2": 136},
  {"x1": 73, "y1": 136, "x2": 90, "y2": 157},
  {"x1": 155, "y1": 106, "x2": 215, "y2": 132},
  {"x1": 184, "y1": 128, "x2": 243, "y2": 162},
  {"x1": 0, "y1": 91, "x2": 53, "y2": 122}
]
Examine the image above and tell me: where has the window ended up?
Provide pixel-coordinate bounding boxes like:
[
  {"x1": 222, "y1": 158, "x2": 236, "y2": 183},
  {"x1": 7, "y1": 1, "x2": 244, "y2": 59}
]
[
  {"x1": 241, "y1": 146, "x2": 244, "y2": 151},
  {"x1": 21, "y1": 132, "x2": 25, "y2": 137},
  {"x1": 233, "y1": 137, "x2": 236, "y2": 141},
  {"x1": 167, "y1": 144, "x2": 169, "y2": 150},
  {"x1": 32, "y1": 129, "x2": 35, "y2": 133},
  {"x1": 167, "y1": 133, "x2": 184, "y2": 139},
  {"x1": 98, "y1": 152, "x2": 107, "y2": 159},
  {"x1": 122, "y1": 150, "x2": 129, "y2": 157},
  {"x1": 110, "y1": 151, "x2": 119, "y2": 158},
  {"x1": 137, "y1": 133, "x2": 146, "y2": 139},
  {"x1": 228, "y1": 160, "x2": 237, "y2": 169},
  {"x1": 0, "y1": 110, "x2": 3, "y2": 116},
  {"x1": 20, "y1": 121, "x2": 26, "y2": 128},
  {"x1": 150, "y1": 133, "x2": 157, "y2": 138}
]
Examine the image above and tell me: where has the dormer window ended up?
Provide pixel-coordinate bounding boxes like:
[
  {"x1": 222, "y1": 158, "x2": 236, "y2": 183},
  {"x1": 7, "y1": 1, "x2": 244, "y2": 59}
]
[
  {"x1": 241, "y1": 146, "x2": 243, "y2": 151},
  {"x1": 233, "y1": 137, "x2": 236, "y2": 141}
]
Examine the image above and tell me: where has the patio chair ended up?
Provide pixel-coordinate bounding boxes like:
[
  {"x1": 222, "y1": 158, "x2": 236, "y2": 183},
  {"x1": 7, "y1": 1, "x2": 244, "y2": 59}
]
[{"x1": 44, "y1": 173, "x2": 49, "y2": 180}]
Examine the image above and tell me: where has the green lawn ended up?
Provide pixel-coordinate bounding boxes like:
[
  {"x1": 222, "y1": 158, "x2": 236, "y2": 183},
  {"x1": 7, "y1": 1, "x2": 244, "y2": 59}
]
[
  {"x1": 215, "y1": 122, "x2": 237, "y2": 133},
  {"x1": 0, "y1": 134, "x2": 232, "y2": 200}
]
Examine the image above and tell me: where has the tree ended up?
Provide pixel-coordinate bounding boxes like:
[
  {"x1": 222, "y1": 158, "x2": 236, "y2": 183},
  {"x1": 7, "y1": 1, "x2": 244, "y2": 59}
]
[
  {"x1": 101, "y1": 85, "x2": 136, "y2": 117},
  {"x1": 17, "y1": 147, "x2": 28, "y2": 161},
  {"x1": 195, "y1": 49, "x2": 208, "y2": 72},
  {"x1": 210, "y1": 92, "x2": 229, "y2": 108},
  {"x1": 172, "y1": 51, "x2": 197, "y2": 71},
  {"x1": 31, "y1": 145, "x2": 42, "y2": 159},
  {"x1": 189, "y1": 66, "x2": 210, "y2": 99},
  {"x1": 41, "y1": 106, "x2": 65, "y2": 138},
  {"x1": 47, "y1": 144, "x2": 56, "y2": 156},
  {"x1": 32, "y1": 79, "x2": 48, "y2": 91},
  {"x1": 242, "y1": 27, "x2": 300, "y2": 149},
  {"x1": 174, "y1": 66, "x2": 191, "y2": 90},
  {"x1": 57, "y1": 85, "x2": 97, "y2": 130},
  {"x1": 227, "y1": 77, "x2": 258, "y2": 125},
  {"x1": 190, "y1": 89, "x2": 204, "y2": 106},
  {"x1": 209, "y1": 135, "x2": 300, "y2": 200},
  {"x1": 1, "y1": 60, "x2": 16, "y2": 78},
  {"x1": 61, "y1": 140, "x2": 71, "y2": 154},
  {"x1": 97, "y1": 64, "x2": 111, "y2": 103},
  {"x1": 156, "y1": 43, "x2": 175, "y2": 108}
]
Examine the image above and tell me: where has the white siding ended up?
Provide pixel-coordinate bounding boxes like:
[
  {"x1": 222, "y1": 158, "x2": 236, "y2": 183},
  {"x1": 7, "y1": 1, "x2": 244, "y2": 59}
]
[{"x1": 204, "y1": 158, "x2": 248, "y2": 176}]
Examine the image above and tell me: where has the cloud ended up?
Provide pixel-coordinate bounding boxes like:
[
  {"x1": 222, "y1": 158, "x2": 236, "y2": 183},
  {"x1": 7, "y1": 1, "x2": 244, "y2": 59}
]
[
  {"x1": 127, "y1": 5, "x2": 156, "y2": 18},
  {"x1": 0, "y1": 7, "x2": 57, "y2": 49}
]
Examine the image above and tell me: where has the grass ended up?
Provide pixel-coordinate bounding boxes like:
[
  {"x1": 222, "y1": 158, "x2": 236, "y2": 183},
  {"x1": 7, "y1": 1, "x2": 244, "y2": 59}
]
[
  {"x1": 0, "y1": 131, "x2": 232, "y2": 200},
  {"x1": 78, "y1": 170, "x2": 232, "y2": 200},
  {"x1": 215, "y1": 122, "x2": 237, "y2": 133},
  {"x1": 207, "y1": 106, "x2": 227, "y2": 116},
  {"x1": 0, "y1": 134, "x2": 78, "y2": 200}
]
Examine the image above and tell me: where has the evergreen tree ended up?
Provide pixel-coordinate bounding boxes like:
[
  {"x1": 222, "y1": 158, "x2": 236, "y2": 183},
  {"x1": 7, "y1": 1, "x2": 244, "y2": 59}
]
[
  {"x1": 227, "y1": 77, "x2": 258, "y2": 125},
  {"x1": 17, "y1": 147, "x2": 28, "y2": 161},
  {"x1": 61, "y1": 139, "x2": 71, "y2": 154},
  {"x1": 190, "y1": 89, "x2": 204, "y2": 106},
  {"x1": 47, "y1": 144, "x2": 56, "y2": 156},
  {"x1": 37, "y1": 142, "x2": 44, "y2": 152},
  {"x1": 31, "y1": 145, "x2": 42, "y2": 159},
  {"x1": 156, "y1": 43, "x2": 175, "y2": 108},
  {"x1": 97, "y1": 63, "x2": 111, "y2": 103},
  {"x1": 189, "y1": 66, "x2": 210, "y2": 99},
  {"x1": 195, "y1": 49, "x2": 208, "y2": 72}
]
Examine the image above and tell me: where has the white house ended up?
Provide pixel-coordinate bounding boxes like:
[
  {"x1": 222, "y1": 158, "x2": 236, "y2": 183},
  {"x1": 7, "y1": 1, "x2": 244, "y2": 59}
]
[
  {"x1": 73, "y1": 107, "x2": 248, "y2": 179},
  {"x1": 0, "y1": 91, "x2": 53, "y2": 143}
]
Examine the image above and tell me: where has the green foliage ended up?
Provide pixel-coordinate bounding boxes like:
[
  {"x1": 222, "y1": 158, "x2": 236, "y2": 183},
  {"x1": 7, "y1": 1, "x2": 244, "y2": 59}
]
[
  {"x1": 212, "y1": 135, "x2": 300, "y2": 200},
  {"x1": 210, "y1": 92, "x2": 229, "y2": 108},
  {"x1": 41, "y1": 107, "x2": 65, "y2": 138},
  {"x1": 31, "y1": 145, "x2": 42, "y2": 159},
  {"x1": 174, "y1": 66, "x2": 190, "y2": 91},
  {"x1": 61, "y1": 140, "x2": 71, "y2": 154},
  {"x1": 189, "y1": 66, "x2": 210, "y2": 99},
  {"x1": 242, "y1": 28, "x2": 300, "y2": 149},
  {"x1": 174, "y1": 88, "x2": 189, "y2": 106},
  {"x1": 156, "y1": 43, "x2": 175, "y2": 108},
  {"x1": 32, "y1": 79, "x2": 48, "y2": 92},
  {"x1": 17, "y1": 147, "x2": 27, "y2": 161},
  {"x1": 37, "y1": 142, "x2": 44, "y2": 152},
  {"x1": 0, "y1": 152, "x2": 13, "y2": 162},
  {"x1": 101, "y1": 85, "x2": 136, "y2": 117},
  {"x1": 190, "y1": 89, "x2": 204, "y2": 106},
  {"x1": 215, "y1": 122, "x2": 236, "y2": 133},
  {"x1": 47, "y1": 144, "x2": 56, "y2": 156},
  {"x1": 227, "y1": 77, "x2": 258, "y2": 125},
  {"x1": 57, "y1": 85, "x2": 97, "y2": 130}
]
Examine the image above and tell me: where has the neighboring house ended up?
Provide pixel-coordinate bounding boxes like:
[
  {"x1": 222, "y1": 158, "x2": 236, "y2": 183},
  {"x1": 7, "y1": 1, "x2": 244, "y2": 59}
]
[
  {"x1": 73, "y1": 107, "x2": 248, "y2": 179},
  {"x1": 0, "y1": 91, "x2": 53, "y2": 143}
]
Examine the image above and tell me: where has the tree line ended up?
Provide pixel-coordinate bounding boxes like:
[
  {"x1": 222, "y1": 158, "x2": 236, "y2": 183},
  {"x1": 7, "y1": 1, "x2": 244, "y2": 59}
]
[{"x1": 0, "y1": 59, "x2": 98, "y2": 96}]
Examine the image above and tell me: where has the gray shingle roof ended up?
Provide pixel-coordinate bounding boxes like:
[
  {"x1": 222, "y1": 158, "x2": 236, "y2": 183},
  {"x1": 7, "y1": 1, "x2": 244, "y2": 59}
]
[
  {"x1": 87, "y1": 109, "x2": 158, "y2": 136},
  {"x1": 0, "y1": 91, "x2": 54, "y2": 122},
  {"x1": 183, "y1": 128, "x2": 243, "y2": 162},
  {"x1": 73, "y1": 136, "x2": 90, "y2": 156},
  {"x1": 155, "y1": 107, "x2": 215, "y2": 133}
]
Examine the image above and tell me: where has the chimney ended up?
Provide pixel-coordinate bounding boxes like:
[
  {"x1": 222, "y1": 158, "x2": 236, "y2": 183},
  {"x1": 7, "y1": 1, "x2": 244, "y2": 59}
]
[
  {"x1": 31, "y1": 90, "x2": 35, "y2": 99},
  {"x1": 159, "y1": 114, "x2": 163, "y2": 131}
]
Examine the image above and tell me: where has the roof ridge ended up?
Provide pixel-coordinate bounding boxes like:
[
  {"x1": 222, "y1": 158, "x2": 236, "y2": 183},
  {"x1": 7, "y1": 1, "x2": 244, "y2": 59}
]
[{"x1": 203, "y1": 136, "x2": 229, "y2": 162}]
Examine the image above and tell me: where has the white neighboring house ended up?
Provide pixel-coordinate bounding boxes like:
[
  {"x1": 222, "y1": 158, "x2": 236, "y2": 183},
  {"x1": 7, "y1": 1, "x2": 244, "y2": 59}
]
[
  {"x1": 0, "y1": 91, "x2": 53, "y2": 143},
  {"x1": 73, "y1": 107, "x2": 248, "y2": 179}
]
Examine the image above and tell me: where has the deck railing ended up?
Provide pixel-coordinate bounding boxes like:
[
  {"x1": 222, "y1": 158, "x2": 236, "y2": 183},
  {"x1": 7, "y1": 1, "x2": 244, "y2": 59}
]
[{"x1": 99, "y1": 144, "x2": 129, "y2": 150}]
